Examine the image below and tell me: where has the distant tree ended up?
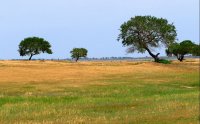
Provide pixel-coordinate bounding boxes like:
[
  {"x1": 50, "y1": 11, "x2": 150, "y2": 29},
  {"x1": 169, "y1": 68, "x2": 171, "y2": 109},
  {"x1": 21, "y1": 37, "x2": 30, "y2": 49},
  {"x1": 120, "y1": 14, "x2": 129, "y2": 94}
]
[
  {"x1": 18, "y1": 37, "x2": 52, "y2": 60},
  {"x1": 118, "y1": 16, "x2": 177, "y2": 62},
  {"x1": 191, "y1": 44, "x2": 200, "y2": 56},
  {"x1": 168, "y1": 40, "x2": 195, "y2": 62},
  {"x1": 70, "y1": 48, "x2": 88, "y2": 62}
]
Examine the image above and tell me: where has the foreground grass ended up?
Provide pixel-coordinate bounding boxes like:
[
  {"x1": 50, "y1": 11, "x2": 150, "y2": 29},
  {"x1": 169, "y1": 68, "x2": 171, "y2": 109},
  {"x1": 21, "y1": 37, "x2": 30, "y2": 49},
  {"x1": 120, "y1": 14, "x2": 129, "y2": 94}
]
[{"x1": 0, "y1": 60, "x2": 199, "y2": 123}]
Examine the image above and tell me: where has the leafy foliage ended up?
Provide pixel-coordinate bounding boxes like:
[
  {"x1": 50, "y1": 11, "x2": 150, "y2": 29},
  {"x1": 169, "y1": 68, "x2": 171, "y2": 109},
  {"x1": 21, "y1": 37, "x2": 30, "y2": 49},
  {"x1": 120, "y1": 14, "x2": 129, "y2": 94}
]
[
  {"x1": 191, "y1": 44, "x2": 200, "y2": 56},
  {"x1": 70, "y1": 48, "x2": 88, "y2": 62},
  {"x1": 118, "y1": 16, "x2": 177, "y2": 62},
  {"x1": 168, "y1": 40, "x2": 195, "y2": 61},
  {"x1": 18, "y1": 37, "x2": 52, "y2": 60}
]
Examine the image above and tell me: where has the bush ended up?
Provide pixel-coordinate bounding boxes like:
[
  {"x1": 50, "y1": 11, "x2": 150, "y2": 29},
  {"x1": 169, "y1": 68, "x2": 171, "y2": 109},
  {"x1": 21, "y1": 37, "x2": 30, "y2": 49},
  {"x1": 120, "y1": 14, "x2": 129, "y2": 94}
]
[{"x1": 157, "y1": 59, "x2": 171, "y2": 64}]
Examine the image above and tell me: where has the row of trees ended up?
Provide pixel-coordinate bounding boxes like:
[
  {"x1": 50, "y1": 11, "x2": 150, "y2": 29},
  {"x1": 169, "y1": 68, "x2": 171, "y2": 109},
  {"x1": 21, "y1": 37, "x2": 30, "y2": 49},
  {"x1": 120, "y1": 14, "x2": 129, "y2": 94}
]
[
  {"x1": 18, "y1": 37, "x2": 87, "y2": 61},
  {"x1": 18, "y1": 16, "x2": 199, "y2": 62}
]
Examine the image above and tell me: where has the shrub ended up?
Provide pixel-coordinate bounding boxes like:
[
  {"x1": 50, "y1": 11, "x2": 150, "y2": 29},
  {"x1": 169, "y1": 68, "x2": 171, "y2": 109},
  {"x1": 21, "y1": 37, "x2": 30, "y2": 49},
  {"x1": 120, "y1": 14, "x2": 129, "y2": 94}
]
[{"x1": 157, "y1": 59, "x2": 171, "y2": 64}]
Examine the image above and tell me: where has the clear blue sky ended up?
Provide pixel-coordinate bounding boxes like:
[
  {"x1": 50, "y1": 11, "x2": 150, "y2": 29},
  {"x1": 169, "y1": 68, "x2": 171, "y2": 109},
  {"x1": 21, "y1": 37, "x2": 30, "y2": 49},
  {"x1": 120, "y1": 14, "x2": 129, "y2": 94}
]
[{"x1": 0, "y1": 0, "x2": 199, "y2": 59}]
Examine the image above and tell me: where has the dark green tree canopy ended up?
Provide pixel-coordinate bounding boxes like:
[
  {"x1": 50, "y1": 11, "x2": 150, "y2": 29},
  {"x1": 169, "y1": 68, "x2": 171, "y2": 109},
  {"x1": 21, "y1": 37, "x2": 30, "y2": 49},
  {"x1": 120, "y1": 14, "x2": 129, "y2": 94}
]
[
  {"x1": 168, "y1": 40, "x2": 195, "y2": 61},
  {"x1": 70, "y1": 48, "x2": 88, "y2": 62},
  {"x1": 18, "y1": 37, "x2": 53, "y2": 60},
  {"x1": 118, "y1": 15, "x2": 177, "y2": 62},
  {"x1": 191, "y1": 44, "x2": 200, "y2": 56}
]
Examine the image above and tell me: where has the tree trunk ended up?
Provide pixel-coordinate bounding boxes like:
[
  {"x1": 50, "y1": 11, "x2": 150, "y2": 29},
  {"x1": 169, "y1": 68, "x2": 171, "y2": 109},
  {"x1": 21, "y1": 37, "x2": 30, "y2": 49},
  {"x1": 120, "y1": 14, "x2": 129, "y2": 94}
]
[
  {"x1": 29, "y1": 54, "x2": 33, "y2": 60},
  {"x1": 177, "y1": 54, "x2": 184, "y2": 62},
  {"x1": 75, "y1": 57, "x2": 79, "y2": 62},
  {"x1": 145, "y1": 47, "x2": 160, "y2": 62},
  {"x1": 179, "y1": 55, "x2": 184, "y2": 62}
]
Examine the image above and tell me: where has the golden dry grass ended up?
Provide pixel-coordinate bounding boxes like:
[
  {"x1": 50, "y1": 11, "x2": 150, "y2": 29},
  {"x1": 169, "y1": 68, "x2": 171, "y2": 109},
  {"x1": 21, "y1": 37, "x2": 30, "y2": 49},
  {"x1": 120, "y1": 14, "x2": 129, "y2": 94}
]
[
  {"x1": 0, "y1": 60, "x2": 199, "y2": 123},
  {"x1": 0, "y1": 60, "x2": 197, "y2": 84}
]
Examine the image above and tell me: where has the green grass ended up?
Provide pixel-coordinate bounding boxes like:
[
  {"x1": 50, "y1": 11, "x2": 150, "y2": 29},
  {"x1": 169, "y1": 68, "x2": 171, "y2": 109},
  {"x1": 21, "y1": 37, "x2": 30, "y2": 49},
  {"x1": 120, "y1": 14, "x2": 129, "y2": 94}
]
[{"x1": 0, "y1": 61, "x2": 199, "y2": 123}]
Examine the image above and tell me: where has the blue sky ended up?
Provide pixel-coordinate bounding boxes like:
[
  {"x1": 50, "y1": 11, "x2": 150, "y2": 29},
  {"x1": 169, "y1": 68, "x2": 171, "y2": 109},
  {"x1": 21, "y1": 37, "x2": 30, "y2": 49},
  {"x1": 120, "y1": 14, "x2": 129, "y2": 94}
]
[{"x1": 0, "y1": 0, "x2": 199, "y2": 59}]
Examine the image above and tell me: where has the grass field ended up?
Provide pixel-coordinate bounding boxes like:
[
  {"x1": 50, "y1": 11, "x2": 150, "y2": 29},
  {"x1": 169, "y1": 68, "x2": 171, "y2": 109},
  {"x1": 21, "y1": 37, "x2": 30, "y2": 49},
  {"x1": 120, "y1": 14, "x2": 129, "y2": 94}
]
[{"x1": 0, "y1": 60, "x2": 199, "y2": 124}]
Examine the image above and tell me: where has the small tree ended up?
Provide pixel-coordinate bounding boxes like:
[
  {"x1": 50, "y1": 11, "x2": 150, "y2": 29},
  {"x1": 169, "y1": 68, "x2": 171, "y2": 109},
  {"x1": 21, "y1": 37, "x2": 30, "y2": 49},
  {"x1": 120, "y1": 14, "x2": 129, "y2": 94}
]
[
  {"x1": 18, "y1": 37, "x2": 53, "y2": 60},
  {"x1": 70, "y1": 48, "x2": 88, "y2": 62},
  {"x1": 118, "y1": 16, "x2": 177, "y2": 62},
  {"x1": 168, "y1": 40, "x2": 195, "y2": 62}
]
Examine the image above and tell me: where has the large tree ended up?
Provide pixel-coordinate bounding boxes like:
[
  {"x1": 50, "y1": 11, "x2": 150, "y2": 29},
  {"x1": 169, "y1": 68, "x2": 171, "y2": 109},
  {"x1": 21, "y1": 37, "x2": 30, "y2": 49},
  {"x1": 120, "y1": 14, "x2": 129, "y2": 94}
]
[
  {"x1": 118, "y1": 16, "x2": 177, "y2": 62},
  {"x1": 18, "y1": 37, "x2": 53, "y2": 60},
  {"x1": 70, "y1": 48, "x2": 88, "y2": 62},
  {"x1": 168, "y1": 40, "x2": 195, "y2": 62}
]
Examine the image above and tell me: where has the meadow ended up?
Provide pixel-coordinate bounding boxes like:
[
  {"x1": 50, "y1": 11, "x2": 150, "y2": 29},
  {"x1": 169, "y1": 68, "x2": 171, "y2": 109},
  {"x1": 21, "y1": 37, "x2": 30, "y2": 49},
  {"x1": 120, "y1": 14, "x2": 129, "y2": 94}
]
[{"x1": 0, "y1": 60, "x2": 199, "y2": 124}]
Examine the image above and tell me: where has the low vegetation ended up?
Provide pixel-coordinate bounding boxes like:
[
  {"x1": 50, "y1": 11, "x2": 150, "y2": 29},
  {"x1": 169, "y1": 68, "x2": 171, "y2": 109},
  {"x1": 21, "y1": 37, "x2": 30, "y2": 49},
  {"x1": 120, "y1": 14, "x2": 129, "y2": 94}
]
[{"x1": 157, "y1": 59, "x2": 171, "y2": 64}]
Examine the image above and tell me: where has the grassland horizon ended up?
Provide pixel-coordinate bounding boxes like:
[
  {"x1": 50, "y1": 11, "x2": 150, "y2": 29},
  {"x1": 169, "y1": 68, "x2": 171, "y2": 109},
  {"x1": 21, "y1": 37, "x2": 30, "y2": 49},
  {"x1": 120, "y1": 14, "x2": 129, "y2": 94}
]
[{"x1": 0, "y1": 59, "x2": 199, "y2": 123}]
